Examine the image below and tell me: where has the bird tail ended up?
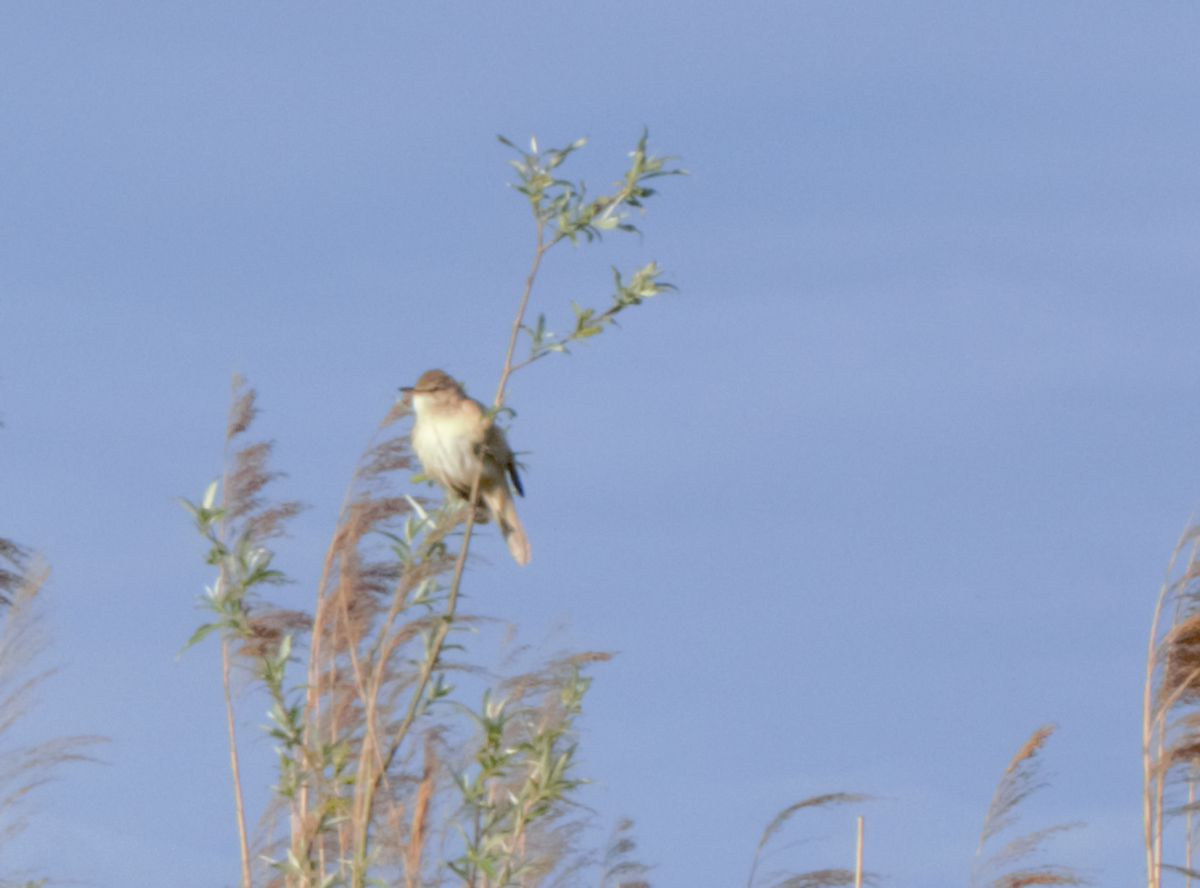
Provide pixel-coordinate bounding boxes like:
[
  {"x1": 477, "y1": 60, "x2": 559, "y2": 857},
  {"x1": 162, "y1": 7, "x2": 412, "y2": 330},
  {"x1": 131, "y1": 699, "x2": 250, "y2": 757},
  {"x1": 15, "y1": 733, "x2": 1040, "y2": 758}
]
[{"x1": 483, "y1": 486, "x2": 531, "y2": 566}]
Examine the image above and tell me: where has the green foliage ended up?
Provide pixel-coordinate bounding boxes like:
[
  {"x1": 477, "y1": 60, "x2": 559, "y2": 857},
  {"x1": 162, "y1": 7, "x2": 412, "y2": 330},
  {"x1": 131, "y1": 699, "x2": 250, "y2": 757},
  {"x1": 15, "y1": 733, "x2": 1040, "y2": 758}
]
[
  {"x1": 521, "y1": 260, "x2": 676, "y2": 365},
  {"x1": 497, "y1": 128, "x2": 683, "y2": 244},
  {"x1": 494, "y1": 130, "x2": 685, "y2": 377},
  {"x1": 450, "y1": 667, "x2": 593, "y2": 888},
  {"x1": 175, "y1": 483, "x2": 285, "y2": 656}
]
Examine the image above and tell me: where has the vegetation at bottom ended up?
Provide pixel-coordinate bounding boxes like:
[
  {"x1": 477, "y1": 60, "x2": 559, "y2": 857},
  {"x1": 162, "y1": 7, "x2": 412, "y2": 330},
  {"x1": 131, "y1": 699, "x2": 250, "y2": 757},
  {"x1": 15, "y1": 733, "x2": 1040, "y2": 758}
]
[
  {"x1": 0, "y1": 541, "x2": 106, "y2": 888},
  {"x1": 3, "y1": 128, "x2": 1200, "y2": 888}
]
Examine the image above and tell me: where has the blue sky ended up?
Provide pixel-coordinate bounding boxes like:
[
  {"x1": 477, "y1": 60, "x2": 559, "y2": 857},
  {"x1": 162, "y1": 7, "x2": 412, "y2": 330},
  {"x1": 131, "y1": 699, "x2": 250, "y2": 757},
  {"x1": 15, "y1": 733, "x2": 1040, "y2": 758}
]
[{"x1": 2, "y1": 2, "x2": 1199, "y2": 886}]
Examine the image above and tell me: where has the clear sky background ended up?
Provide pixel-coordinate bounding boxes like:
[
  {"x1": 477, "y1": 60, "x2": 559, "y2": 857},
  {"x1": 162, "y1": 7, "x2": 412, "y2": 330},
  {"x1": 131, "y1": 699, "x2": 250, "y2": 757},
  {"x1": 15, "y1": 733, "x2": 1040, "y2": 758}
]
[{"x1": 2, "y1": 2, "x2": 1199, "y2": 886}]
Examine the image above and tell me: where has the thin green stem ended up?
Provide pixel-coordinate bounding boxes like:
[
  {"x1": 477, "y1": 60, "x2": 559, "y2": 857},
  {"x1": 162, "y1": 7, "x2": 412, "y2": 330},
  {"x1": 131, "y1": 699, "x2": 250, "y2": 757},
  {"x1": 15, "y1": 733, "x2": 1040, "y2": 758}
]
[{"x1": 495, "y1": 220, "x2": 548, "y2": 407}]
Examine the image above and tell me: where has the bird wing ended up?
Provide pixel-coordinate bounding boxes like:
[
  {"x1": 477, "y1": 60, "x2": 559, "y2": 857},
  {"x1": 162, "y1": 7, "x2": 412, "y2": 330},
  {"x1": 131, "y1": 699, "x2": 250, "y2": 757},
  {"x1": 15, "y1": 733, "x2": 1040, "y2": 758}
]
[{"x1": 479, "y1": 407, "x2": 524, "y2": 498}]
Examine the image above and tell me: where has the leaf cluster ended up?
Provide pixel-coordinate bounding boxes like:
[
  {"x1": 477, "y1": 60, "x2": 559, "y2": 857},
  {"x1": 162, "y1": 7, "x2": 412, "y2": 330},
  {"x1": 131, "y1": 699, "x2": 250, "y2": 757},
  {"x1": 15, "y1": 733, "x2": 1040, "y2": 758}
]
[
  {"x1": 450, "y1": 665, "x2": 593, "y2": 888},
  {"x1": 494, "y1": 130, "x2": 685, "y2": 378},
  {"x1": 177, "y1": 478, "x2": 289, "y2": 653},
  {"x1": 498, "y1": 129, "x2": 684, "y2": 246},
  {"x1": 520, "y1": 262, "x2": 675, "y2": 366}
]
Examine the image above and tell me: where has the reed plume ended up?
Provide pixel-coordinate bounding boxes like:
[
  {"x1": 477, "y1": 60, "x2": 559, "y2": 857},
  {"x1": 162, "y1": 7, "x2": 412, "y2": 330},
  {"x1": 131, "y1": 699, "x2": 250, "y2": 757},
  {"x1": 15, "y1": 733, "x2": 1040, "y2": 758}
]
[{"x1": 969, "y1": 724, "x2": 1083, "y2": 888}]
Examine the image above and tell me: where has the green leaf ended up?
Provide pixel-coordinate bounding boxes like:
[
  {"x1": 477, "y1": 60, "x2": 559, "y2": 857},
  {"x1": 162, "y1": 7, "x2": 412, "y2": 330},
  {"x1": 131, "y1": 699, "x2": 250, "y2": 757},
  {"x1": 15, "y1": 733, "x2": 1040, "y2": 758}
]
[
  {"x1": 179, "y1": 621, "x2": 219, "y2": 655},
  {"x1": 173, "y1": 496, "x2": 199, "y2": 521},
  {"x1": 201, "y1": 478, "x2": 220, "y2": 510}
]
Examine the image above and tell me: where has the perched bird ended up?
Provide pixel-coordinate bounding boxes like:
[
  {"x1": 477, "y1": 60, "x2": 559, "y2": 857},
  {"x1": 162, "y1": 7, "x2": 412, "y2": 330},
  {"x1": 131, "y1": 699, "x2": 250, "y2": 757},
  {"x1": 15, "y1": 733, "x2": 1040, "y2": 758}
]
[{"x1": 401, "y1": 369, "x2": 531, "y2": 566}]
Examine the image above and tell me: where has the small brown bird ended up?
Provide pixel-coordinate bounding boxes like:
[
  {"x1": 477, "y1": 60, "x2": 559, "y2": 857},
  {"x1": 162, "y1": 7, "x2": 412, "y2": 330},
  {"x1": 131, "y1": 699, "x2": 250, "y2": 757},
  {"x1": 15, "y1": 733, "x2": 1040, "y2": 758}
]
[{"x1": 401, "y1": 369, "x2": 531, "y2": 566}]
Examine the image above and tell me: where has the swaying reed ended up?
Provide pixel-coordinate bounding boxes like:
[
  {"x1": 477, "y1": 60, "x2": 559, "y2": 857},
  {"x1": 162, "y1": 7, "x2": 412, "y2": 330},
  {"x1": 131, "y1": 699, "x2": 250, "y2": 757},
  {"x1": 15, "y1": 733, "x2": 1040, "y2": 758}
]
[
  {"x1": 0, "y1": 561, "x2": 106, "y2": 884},
  {"x1": 0, "y1": 539, "x2": 26, "y2": 609},
  {"x1": 970, "y1": 724, "x2": 1083, "y2": 888},
  {"x1": 1143, "y1": 517, "x2": 1200, "y2": 888},
  {"x1": 746, "y1": 794, "x2": 872, "y2": 888}
]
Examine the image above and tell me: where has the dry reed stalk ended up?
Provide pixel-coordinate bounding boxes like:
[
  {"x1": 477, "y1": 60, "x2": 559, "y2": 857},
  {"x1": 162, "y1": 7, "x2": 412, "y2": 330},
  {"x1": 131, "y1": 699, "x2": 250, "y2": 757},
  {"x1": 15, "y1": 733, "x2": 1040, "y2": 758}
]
[
  {"x1": 351, "y1": 470, "x2": 481, "y2": 887},
  {"x1": 300, "y1": 417, "x2": 411, "y2": 866},
  {"x1": 273, "y1": 410, "x2": 417, "y2": 886},
  {"x1": 1144, "y1": 520, "x2": 1200, "y2": 888},
  {"x1": 405, "y1": 734, "x2": 438, "y2": 888},
  {"x1": 222, "y1": 377, "x2": 259, "y2": 888}
]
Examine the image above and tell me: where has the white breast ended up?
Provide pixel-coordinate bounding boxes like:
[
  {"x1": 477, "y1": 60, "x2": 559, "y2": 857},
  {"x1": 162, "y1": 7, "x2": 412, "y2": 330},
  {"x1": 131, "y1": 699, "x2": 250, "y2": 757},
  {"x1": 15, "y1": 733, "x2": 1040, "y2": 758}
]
[{"x1": 411, "y1": 395, "x2": 480, "y2": 490}]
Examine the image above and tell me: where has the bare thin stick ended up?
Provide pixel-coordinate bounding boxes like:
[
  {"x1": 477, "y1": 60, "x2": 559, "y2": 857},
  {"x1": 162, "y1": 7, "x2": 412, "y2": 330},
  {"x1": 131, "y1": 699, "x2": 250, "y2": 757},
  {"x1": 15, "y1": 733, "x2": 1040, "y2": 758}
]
[
  {"x1": 855, "y1": 816, "x2": 864, "y2": 888},
  {"x1": 1146, "y1": 568, "x2": 1169, "y2": 888},
  {"x1": 222, "y1": 637, "x2": 252, "y2": 888}
]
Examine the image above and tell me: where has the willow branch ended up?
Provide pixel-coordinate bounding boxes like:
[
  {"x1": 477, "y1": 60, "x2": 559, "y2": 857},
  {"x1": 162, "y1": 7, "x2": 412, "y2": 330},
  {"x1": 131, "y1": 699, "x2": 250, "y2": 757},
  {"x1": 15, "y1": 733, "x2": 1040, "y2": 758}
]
[{"x1": 495, "y1": 220, "x2": 547, "y2": 407}]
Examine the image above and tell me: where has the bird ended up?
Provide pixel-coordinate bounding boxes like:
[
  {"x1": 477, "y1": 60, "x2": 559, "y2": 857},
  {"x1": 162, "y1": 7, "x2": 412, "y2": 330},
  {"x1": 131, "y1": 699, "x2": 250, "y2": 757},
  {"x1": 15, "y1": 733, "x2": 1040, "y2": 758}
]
[{"x1": 400, "y1": 369, "x2": 531, "y2": 566}]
